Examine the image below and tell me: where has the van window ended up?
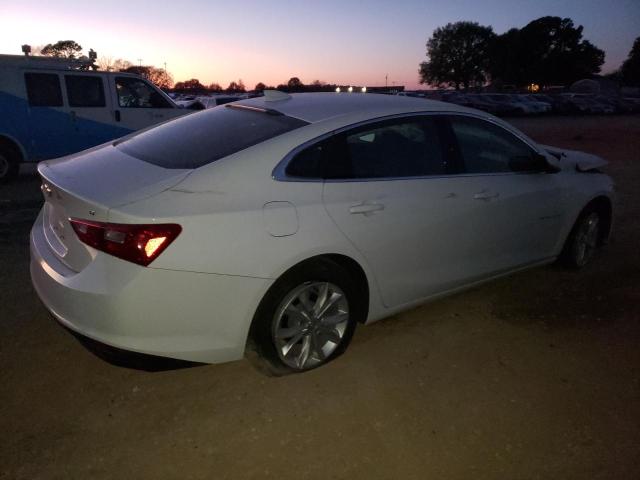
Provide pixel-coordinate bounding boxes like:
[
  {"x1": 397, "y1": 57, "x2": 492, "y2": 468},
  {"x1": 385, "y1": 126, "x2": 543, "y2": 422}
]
[
  {"x1": 65, "y1": 75, "x2": 106, "y2": 107},
  {"x1": 24, "y1": 73, "x2": 63, "y2": 107},
  {"x1": 116, "y1": 106, "x2": 308, "y2": 169},
  {"x1": 115, "y1": 77, "x2": 172, "y2": 108}
]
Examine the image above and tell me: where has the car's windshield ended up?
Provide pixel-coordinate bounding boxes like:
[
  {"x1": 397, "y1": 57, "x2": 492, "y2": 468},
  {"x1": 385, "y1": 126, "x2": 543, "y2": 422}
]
[{"x1": 116, "y1": 106, "x2": 308, "y2": 169}]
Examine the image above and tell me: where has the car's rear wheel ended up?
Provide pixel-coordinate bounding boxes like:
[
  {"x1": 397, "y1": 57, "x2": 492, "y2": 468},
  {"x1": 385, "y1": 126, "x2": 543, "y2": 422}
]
[
  {"x1": 248, "y1": 258, "x2": 361, "y2": 375},
  {"x1": 561, "y1": 210, "x2": 602, "y2": 268}
]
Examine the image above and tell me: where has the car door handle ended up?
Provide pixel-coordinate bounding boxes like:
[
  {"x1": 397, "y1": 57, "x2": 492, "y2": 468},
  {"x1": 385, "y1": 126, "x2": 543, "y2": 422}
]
[
  {"x1": 473, "y1": 191, "x2": 500, "y2": 201},
  {"x1": 349, "y1": 203, "x2": 385, "y2": 215}
]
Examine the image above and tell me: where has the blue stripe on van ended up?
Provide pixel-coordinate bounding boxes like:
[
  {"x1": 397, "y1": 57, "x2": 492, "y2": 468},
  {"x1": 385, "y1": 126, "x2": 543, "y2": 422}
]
[{"x1": 0, "y1": 91, "x2": 133, "y2": 162}]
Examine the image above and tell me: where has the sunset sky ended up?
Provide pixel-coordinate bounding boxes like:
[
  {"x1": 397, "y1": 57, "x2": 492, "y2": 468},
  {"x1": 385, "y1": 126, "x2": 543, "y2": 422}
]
[{"x1": 2, "y1": 0, "x2": 639, "y2": 89}]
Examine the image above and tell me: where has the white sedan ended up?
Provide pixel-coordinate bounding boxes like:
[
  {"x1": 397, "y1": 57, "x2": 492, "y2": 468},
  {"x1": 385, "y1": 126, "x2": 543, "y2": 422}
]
[{"x1": 30, "y1": 92, "x2": 614, "y2": 374}]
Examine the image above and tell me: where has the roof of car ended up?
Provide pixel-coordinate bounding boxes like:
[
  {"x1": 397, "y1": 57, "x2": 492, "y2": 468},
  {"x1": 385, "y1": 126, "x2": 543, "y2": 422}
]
[{"x1": 236, "y1": 92, "x2": 469, "y2": 124}]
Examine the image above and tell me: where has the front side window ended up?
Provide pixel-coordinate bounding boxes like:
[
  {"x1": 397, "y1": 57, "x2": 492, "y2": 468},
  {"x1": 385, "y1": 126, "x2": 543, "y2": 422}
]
[
  {"x1": 65, "y1": 75, "x2": 105, "y2": 107},
  {"x1": 324, "y1": 117, "x2": 447, "y2": 180},
  {"x1": 24, "y1": 73, "x2": 63, "y2": 107},
  {"x1": 115, "y1": 77, "x2": 172, "y2": 108},
  {"x1": 448, "y1": 116, "x2": 537, "y2": 174}
]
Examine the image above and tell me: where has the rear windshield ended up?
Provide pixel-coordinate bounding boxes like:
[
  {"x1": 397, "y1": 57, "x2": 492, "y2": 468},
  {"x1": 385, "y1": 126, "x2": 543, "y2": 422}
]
[{"x1": 116, "y1": 106, "x2": 308, "y2": 169}]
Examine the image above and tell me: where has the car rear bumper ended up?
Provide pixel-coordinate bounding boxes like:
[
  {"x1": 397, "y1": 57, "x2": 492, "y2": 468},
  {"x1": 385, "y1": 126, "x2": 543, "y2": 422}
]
[{"x1": 30, "y1": 211, "x2": 271, "y2": 364}]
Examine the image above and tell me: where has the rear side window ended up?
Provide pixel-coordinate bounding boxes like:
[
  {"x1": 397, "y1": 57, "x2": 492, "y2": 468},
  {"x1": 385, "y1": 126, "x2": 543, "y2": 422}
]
[
  {"x1": 24, "y1": 73, "x2": 63, "y2": 107},
  {"x1": 286, "y1": 141, "x2": 329, "y2": 179},
  {"x1": 65, "y1": 75, "x2": 106, "y2": 107},
  {"x1": 116, "y1": 106, "x2": 308, "y2": 169}
]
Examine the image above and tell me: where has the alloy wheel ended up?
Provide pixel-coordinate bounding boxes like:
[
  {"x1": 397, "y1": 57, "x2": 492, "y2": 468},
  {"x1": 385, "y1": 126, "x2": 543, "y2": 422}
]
[
  {"x1": 574, "y1": 212, "x2": 600, "y2": 267},
  {"x1": 272, "y1": 281, "x2": 350, "y2": 370}
]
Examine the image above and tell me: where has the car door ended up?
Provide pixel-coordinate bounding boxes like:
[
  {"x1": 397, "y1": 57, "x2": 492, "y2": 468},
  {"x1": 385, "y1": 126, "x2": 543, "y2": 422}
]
[
  {"x1": 23, "y1": 71, "x2": 75, "y2": 159},
  {"x1": 63, "y1": 73, "x2": 130, "y2": 150},
  {"x1": 320, "y1": 115, "x2": 492, "y2": 308},
  {"x1": 445, "y1": 114, "x2": 565, "y2": 272},
  {"x1": 111, "y1": 75, "x2": 186, "y2": 131}
]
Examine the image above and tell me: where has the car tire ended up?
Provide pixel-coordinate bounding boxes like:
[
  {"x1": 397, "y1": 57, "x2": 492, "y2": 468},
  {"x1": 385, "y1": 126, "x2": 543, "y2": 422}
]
[
  {"x1": 0, "y1": 145, "x2": 20, "y2": 183},
  {"x1": 247, "y1": 258, "x2": 362, "y2": 376},
  {"x1": 560, "y1": 208, "x2": 602, "y2": 268}
]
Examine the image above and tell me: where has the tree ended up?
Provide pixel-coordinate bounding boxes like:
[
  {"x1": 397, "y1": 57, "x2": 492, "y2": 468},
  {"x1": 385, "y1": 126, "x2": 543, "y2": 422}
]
[
  {"x1": 41, "y1": 40, "x2": 83, "y2": 59},
  {"x1": 254, "y1": 82, "x2": 266, "y2": 92},
  {"x1": 174, "y1": 78, "x2": 206, "y2": 93},
  {"x1": 287, "y1": 77, "x2": 304, "y2": 91},
  {"x1": 97, "y1": 57, "x2": 132, "y2": 72},
  {"x1": 490, "y1": 17, "x2": 605, "y2": 87},
  {"x1": 114, "y1": 58, "x2": 133, "y2": 71},
  {"x1": 208, "y1": 82, "x2": 223, "y2": 92},
  {"x1": 123, "y1": 66, "x2": 174, "y2": 89},
  {"x1": 621, "y1": 37, "x2": 640, "y2": 86},
  {"x1": 419, "y1": 22, "x2": 495, "y2": 90},
  {"x1": 226, "y1": 79, "x2": 246, "y2": 93}
]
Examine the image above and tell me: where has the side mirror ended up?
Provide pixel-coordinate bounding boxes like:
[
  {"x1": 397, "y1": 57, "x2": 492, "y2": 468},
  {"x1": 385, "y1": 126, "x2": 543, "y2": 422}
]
[
  {"x1": 535, "y1": 153, "x2": 561, "y2": 173},
  {"x1": 509, "y1": 153, "x2": 560, "y2": 173}
]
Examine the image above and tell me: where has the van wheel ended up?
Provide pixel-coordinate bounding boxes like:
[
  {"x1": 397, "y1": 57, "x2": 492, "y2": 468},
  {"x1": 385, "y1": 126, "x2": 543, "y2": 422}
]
[
  {"x1": 0, "y1": 145, "x2": 20, "y2": 183},
  {"x1": 248, "y1": 258, "x2": 362, "y2": 376}
]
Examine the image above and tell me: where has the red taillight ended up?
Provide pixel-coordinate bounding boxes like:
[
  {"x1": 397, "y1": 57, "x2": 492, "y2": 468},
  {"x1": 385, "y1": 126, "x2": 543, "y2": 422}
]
[{"x1": 69, "y1": 219, "x2": 181, "y2": 266}]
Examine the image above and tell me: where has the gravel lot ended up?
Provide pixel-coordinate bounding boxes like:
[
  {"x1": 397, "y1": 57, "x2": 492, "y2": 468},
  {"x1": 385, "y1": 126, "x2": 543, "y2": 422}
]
[{"x1": 1, "y1": 115, "x2": 639, "y2": 480}]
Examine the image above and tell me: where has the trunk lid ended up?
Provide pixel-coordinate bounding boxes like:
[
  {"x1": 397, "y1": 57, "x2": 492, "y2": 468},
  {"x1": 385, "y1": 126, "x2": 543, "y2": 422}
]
[{"x1": 37, "y1": 144, "x2": 190, "y2": 272}]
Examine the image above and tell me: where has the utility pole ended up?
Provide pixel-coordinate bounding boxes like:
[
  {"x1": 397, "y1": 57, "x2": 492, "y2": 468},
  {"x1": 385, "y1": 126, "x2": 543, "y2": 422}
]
[
  {"x1": 164, "y1": 61, "x2": 167, "y2": 72},
  {"x1": 137, "y1": 58, "x2": 142, "y2": 67},
  {"x1": 385, "y1": 74, "x2": 388, "y2": 87}
]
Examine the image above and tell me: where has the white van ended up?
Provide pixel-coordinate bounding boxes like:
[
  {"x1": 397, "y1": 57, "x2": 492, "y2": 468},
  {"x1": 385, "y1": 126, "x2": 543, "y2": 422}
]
[{"x1": 0, "y1": 54, "x2": 189, "y2": 181}]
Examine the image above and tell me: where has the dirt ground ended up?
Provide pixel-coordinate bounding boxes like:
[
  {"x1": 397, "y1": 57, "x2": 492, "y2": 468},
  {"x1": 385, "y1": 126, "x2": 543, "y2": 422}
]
[{"x1": 1, "y1": 115, "x2": 639, "y2": 480}]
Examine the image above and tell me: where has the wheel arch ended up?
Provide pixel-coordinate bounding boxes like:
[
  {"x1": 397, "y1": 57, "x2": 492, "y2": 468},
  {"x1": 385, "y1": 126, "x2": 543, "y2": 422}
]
[
  {"x1": 0, "y1": 134, "x2": 27, "y2": 162},
  {"x1": 271, "y1": 253, "x2": 371, "y2": 324},
  {"x1": 245, "y1": 252, "x2": 372, "y2": 374}
]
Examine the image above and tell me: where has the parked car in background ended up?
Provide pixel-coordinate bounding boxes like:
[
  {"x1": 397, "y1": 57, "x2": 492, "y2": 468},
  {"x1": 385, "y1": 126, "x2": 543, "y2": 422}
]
[
  {"x1": 506, "y1": 94, "x2": 549, "y2": 114},
  {"x1": 624, "y1": 97, "x2": 640, "y2": 113},
  {"x1": 199, "y1": 95, "x2": 245, "y2": 108},
  {"x1": 174, "y1": 98, "x2": 206, "y2": 110},
  {"x1": 593, "y1": 95, "x2": 633, "y2": 114},
  {"x1": 544, "y1": 94, "x2": 582, "y2": 114},
  {"x1": 519, "y1": 94, "x2": 552, "y2": 113},
  {"x1": 566, "y1": 95, "x2": 614, "y2": 114},
  {"x1": 466, "y1": 94, "x2": 521, "y2": 116},
  {"x1": 484, "y1": 94, "x2": 529, "y2": 115},
  {"x1": 396, "y1": 91, "x2": 427, "y2": 98},
  {"x1": 31, "y1": 92, "x2": 614, "y2": 374},
  {"x1": 0, "y1": 54, "x2": 189, "y2": 182}
]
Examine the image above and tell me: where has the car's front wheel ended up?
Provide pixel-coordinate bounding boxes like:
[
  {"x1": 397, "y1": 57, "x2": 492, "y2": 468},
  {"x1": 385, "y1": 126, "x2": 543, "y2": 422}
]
[
  {"x1": 561, "y1": 210, "x2": 602, "y2": 268},
  {"x1": 248, "y1": 258, "x2": 362, "y2": 375}
]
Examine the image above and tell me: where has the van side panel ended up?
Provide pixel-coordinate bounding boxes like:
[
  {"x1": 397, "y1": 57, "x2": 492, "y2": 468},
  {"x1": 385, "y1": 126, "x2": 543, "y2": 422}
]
[
  {"x1": 0, "y1": 89, "x2": 31, "y2": 159},
  {"x1": 0, "y1": 68, "x2": 132, "y2": 162}
]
